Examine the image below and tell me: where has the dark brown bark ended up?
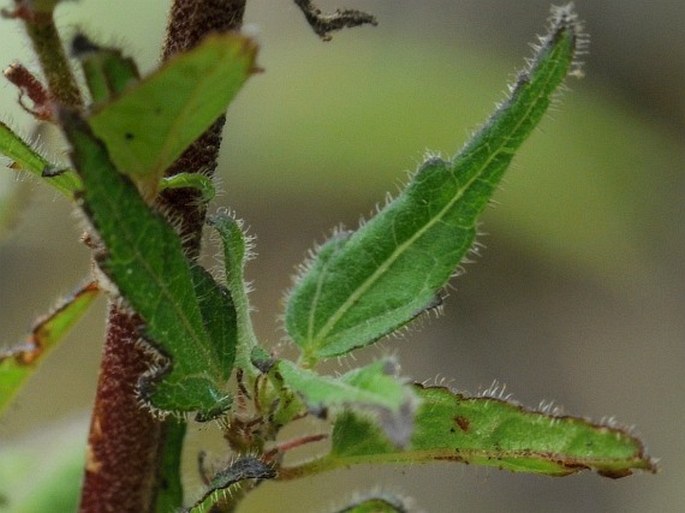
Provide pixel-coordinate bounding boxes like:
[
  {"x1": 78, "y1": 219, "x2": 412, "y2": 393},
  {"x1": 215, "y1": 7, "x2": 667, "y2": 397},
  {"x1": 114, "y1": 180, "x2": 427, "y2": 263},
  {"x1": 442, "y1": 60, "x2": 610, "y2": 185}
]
[
  {"x1": 78, "y1": 2, "x2": 247, "y2": 512},
  {"x1": 79, "y1": 306, "x2": 162, "y2": 513},
  {"x1": 162, "y1": 0, "x2": 246, "y2": 59}
]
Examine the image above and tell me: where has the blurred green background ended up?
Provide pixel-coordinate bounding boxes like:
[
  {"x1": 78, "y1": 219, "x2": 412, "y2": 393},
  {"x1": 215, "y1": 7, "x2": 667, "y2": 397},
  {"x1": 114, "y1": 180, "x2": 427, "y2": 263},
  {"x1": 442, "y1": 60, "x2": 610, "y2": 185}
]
[{"x1": 0, "y1": 1, "x2": 683, "y2": 512}]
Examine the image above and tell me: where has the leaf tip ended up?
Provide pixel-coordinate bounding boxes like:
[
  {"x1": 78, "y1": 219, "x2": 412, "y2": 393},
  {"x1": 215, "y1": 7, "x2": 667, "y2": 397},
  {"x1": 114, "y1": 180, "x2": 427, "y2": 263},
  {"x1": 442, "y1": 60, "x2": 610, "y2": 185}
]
[{"x1": 546, "y1": 3, "x2": 589, "y2": 79}]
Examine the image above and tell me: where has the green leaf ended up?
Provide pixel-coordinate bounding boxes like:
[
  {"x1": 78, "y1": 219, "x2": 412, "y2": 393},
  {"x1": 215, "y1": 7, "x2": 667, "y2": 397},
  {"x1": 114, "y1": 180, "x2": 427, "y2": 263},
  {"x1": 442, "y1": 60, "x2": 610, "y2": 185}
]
[
  {"x1": 153, "y1": 419, "x2": 186, "y2": 513},
  {"x1": 185, "y1": 457, "x2": 275, "y2": 513},
  {"x1": 190, "y1": 265, "x2": 238, "y2": 419},
  {"x1": 208, "y1": 211, "x2": 259, "y2": 373},
  {"x1": 0, "y1": 120, "x2": 79, "y2": 197},
  {"x1": 285, "y1": 6, "x2": 584, "y2": 362},
  {"x1": 311, "y1": 384, "x2": 656, "y2": 479},
  {"x1": 277, "y1": 358, "x2": 418, "y2": 445},
  {"x1": 160, "y1": 172, "x2": 216, "y2": 202},
  {"x1": 332, "y1": 495, "x2": 409, "y2": 513},
  {"x1": 0, "y1": 281, "x2": 99, "y2": 416},
  {"x1": 88, "y1": 33, "x2": 258, "y2": 196},
  {"x1": 73, "y1": 34, "x2": 140, "y2": 104},
  {"x1": 60, "y1": 111, "x2": 234, "y2": 418}
]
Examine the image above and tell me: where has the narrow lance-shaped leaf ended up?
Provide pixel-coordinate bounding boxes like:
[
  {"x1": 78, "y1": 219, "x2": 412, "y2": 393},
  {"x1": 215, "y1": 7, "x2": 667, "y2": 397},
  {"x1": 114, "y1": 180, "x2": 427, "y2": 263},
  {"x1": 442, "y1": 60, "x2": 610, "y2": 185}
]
[
  {"x1": 0, "y1": 120, "x2": 79, "y2": 197},
  {"x1": 208, "y1": 212, "x2": 259, "y2": 373},
  {"x1": 60, "y1": 110, "x2": 235, "y2": 418},
  {"x1": 282, "y1": 384, "x2": 656, "y2": 479},
  {"x1": 276, "y1": 358, "x2": 418, "y2": 446},
  {"x1": 0, "y1": 281, "x2": 99, "y2": 416},
  {"x1": 88, "y1": 33, "x2": 258, "y2": 197},
  {"x1": 285, "y1": 5, "x2": 585, "y2": 362}
]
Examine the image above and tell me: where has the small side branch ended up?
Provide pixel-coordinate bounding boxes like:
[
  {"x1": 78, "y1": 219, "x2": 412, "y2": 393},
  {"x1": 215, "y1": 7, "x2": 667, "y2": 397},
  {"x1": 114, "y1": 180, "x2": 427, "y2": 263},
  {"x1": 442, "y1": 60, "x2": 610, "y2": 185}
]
[
  {"x1": 294, "y1": 0, "x2": 377, "y2": 41},
  {"x1": 3, "y1": 2, "x2": 83, "y2": 109}
]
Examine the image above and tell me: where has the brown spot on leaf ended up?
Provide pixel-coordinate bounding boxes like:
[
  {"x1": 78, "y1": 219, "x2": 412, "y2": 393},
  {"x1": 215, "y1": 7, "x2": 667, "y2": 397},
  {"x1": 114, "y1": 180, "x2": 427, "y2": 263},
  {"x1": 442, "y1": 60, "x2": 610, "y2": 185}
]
[
  {"x1": 454, "y1": 415, "x2": 470, "y2": 432},
  {"x1": 434, "y1": 454, "x2": 466, "y2": 464}
]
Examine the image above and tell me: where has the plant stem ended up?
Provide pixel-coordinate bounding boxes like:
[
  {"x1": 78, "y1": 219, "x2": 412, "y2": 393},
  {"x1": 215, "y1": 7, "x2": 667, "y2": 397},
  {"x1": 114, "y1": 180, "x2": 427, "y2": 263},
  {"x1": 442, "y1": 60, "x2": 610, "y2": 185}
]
[
  {"x1": 19, "y1": 8, "x2": 83, "y2": 108},
  {"x1": 78, "y1": 2, "x2": 247, "y2": 512},
  {"x1": 157, "y1": 0, "x2": 247, "y2": 258},
  {"x1": 79, "y1": 306, "x2": 164, "y2": 513}
]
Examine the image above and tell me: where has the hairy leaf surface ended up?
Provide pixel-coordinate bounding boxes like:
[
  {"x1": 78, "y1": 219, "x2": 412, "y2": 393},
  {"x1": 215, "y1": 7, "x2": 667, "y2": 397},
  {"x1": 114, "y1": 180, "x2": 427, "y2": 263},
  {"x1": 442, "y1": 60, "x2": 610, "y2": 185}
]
[
  {"x1": 0, "y1": 120, "x2": 79, "y2": 197},
  {"x1": 61, "y1": 111, "x2": 234, "y2": 417},
  {"x1": 277, "y1": 358, "x2": 417, "y2": 445},
  {"x1": 88, "y1": 33, "x2": 257, "y2": 196},
  {"x1": 285, "y1": 7, "x2": 583, "y2": 362},
  {"x1": 0, "y1": 282, "x2": 99, "y2": 416},
  {"x1": 208, "y1": 212, "x2": 259, "y2": 372},
  {"x1": 315, "y1": 385, "x2": 656, "y2": 478}
]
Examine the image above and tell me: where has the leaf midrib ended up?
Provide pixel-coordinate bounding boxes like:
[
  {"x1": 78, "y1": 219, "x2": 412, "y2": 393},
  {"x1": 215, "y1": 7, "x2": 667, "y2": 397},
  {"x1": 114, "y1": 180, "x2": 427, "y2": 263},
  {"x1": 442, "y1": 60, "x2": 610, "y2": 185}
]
[
  {"x1": 309, "y1": 39, "x2": 569, "y2": 351},
  {"x1": 153, "y1": 41, "x2": 242, "y2": 177},
  {"x1": 92, "y1": 161, "x2": 220, "y2": 380}
]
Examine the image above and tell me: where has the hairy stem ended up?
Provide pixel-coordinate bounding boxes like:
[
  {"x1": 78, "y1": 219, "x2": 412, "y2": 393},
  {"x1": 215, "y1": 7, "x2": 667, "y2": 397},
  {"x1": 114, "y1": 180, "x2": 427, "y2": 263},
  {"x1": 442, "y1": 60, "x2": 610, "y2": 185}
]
[
  {"x1": 14, "y1": 6, "x2": 83, "y2": 108},
  {"x1": 79, "y1": 306, "x2": 164, "y2": 513}
]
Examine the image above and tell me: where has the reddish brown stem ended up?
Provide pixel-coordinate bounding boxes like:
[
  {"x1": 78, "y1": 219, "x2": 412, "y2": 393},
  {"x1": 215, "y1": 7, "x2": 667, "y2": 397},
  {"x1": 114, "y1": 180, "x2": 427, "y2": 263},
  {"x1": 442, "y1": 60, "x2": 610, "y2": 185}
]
[
  {"x1": 3, "y1": 62, "x2": 53, "y2": 121},
  {"x1": 263, "y1": 433, "x2": 329, "y2": 463},
  {"x1": 79, "y1": 305, "x2": 163, "y2": 513}
]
